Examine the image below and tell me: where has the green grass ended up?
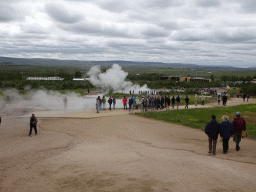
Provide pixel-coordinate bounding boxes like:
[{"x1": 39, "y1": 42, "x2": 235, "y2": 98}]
[
  {"x1": 227, "y1": 88, "x2": 241, "y2": 97},
  {"x1": 135, "y1": 104, "x2": 256, "y2": 139}
]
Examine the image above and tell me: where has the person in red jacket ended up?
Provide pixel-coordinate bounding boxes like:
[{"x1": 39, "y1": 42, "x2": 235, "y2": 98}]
[
  {"x1": 232, "y1": 112, "x2": 246, "y2": 151},
  {"x1": 122, "y1": 96, "x2": 128, "y2": 110}
]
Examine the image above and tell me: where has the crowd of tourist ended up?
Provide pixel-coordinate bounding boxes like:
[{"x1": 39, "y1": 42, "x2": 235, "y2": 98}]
[{"x1": 95, "y1": 92, "x2": 234, "y2": 113}]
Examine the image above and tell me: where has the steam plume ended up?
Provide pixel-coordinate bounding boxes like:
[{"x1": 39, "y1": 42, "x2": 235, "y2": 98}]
[{"x1": 88, "y1": 64, "x2": 149, "y2": 93}]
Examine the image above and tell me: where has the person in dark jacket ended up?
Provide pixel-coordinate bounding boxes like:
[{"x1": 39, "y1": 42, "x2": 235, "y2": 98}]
[
  {"x1": 185, "y1": 96, "x2": 189, "y2": 109},
  {"x1": 28, "y1": 114, "x2": 38, "y2": 136},
  {"x1": 161, "y1": 96, "x2": 165, "y2": 109},
  {"x1": 112, "y1": 96, "x2": 116, "y2": 110},
  {"x1": 171, "y1": 96, "x2": 175, "y2": 109},
  {"x1": 205, "y1": 115, "x2": 220, "y2": 155},
  {"x1": 220, "y1": 116, "x2": 234, "y2": 154},
  {"x1": 108, "y1": 97, "x2": 113, "y2": 110},
  {"x1": 128, "y1": 98, "x2": 133, "y2": 111},
  {"x1": 222, "y1": 94, "x2": 227, "y2": 106},
  {"x1": 232, "y1": 112, "x2": 246, "y2": 151},
  {"x1": 176, "y1": 95, "x2": 181, "y2": 109}
]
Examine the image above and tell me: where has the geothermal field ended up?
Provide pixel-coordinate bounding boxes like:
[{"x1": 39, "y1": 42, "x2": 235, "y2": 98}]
[{"x1": 0, "y1": 65, "x2": 256, "y2": 192}]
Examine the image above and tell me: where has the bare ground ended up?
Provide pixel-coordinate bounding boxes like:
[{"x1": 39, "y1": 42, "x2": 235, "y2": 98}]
[{"x1": 0, "y1": 98, "x2": 256, "y2": 192}]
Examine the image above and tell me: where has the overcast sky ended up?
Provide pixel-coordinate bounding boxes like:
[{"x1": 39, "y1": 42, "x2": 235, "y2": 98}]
[{"x1": 0, "y1": 0, "x2": 256, "y2": 67}]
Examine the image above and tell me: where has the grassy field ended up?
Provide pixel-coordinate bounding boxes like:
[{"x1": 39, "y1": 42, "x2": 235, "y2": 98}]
[{"x1": 135, "y1": 104, "x2": 256, "y2": 139}]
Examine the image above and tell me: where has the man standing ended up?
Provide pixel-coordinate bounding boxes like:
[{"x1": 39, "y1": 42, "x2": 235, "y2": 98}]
[
  {"x1": 102, "y1": 96, "x2": 106, "y2": 110},
  {"x1": 201, "y1": 95, "x2": 205, "y2": 105},
  {"x1": 108, "y1": 97, "x2": 113, "y2": 110},
  {"x1": 220, "y1": 116, "x2": 234, "y2": 154},
  {"x1": 195, "y1": 94, "x2": 198, "y2": 106},
  {"x1": 96, "y1": 96, "x2": 100, "y2": 113},
  {"x1": 185, "y1": 96, "x2": 189, "y2": 109},
  {"x1": 131, "y1": 95, "x2": 135, "y2": 111},
  {"x1": 171, "y1": 96, "x2": 175, "y2": 109},
  {"x1": 205, "y1": 115, "x2": 220, "y2": 155},
  {"x1": 223, "y1": 94, "x2": 228, "y2": 106},
  {"x1": 242, "y1": 94, "x2": 246, "y2": 102},
  {"x1": 28, "y1": 114, "x2": 38, "y2": 136},
  {"x1": 63, "y1": 97, "x2": 67, "y2": 110},
  {"x1": 123, "y1": 96, "x2": 127, "y2": 110},
  {"x1": 232, "y1": 112, "x2": 246, "y2": 151},
  {"x1": 112, "y1": 96, "x2": 116, "y2": 110},
  {"x1": 176, "y1": 95, "x2": 180, "y2": 109},
  {"x1": 128, "y1": 97, "x2": 133, "y2": 111},
  {"x1": 246, "y1": 94, "x2": 250, "y2": 102}
]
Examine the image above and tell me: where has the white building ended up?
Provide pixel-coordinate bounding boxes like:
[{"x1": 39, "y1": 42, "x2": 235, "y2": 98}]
[{"x1": 26, "y1": 77, "x2": 64, "y2": 81}]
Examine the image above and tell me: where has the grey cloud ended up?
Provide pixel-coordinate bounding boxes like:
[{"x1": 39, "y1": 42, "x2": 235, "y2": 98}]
[
  {"x1": 0, "y1": 4, "x2": 24, "y2": 22},
  {"x1": 140, "y1": 0, "x2": 182, "y2": 8},
  {"x1": 99, "y1": 1, "x2": 131, "y2": 13},
  {"x1": 45, "y1": 3, "x2": 84, "y2": 24},
  {"x1": 214, "y1": 29, "x2": 256, "y2": 44},
  {"x1": 20, "y1": 24, "x2": 49, "y2": 35},
  {"x1": 106, "y1": 39, "x2": 145, "y2": 49},
  {"x1": 234, "y1": 1, "x2": 256, "y2": 13},
  {"x1": 142, "y1": 26, "x2": 170, "y2": 38},
  {"x1": 158, "y1": 21, "x2": 179, "y2": 31},
  {"x1": 195, "y1": 0, "x2": 221, "y2": 8},
  {"x1": 172, "y1": 30, "x2": 210, "y2": 42},
  {"x1": 59, "y1": 21, "x2": 131, "y2": 38}
]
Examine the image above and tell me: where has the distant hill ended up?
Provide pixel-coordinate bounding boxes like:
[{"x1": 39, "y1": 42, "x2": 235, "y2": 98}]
[{"x1": 0, "y1": 56, "x2": 248, "y2": 70}]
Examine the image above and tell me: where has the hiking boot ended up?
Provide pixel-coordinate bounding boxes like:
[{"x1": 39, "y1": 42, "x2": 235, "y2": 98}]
[
  {"x1": 208, "y1": 149, "x2": 212, "y2": 153},
  {"x1": 236, "y1": 145, "x2": 240, "y2": 151}
]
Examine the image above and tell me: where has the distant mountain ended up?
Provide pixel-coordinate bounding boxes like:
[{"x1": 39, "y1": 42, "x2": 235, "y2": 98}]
[{"x1": 0, "y1": 56, "x2": 248, "y2": 70}]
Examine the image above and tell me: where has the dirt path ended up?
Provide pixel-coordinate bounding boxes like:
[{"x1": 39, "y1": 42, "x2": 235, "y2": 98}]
[{"x1": 0, "y1": 98, "x2": 256, "y2": 191}]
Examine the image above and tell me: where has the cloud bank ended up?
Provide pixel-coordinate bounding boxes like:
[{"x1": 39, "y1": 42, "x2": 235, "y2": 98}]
[{"x1": 0, "y1": 0, "x2": 256, "y2": 67}]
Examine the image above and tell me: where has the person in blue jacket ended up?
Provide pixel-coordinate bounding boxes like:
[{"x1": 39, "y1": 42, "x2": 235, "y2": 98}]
[
  {"x1": 220, "y1": 116, "x2": 234, "y2": 154},
  {"x1": 205, "y1": 115, "x2": 220, "y2": 155}
]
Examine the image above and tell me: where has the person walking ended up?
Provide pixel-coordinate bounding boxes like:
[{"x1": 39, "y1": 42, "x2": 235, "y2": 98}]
[
  {"x1": 123, "y1": 96, "x2": 128, "y2": 110},
  {"x1": 112, "y1": 96, "x2": 116, "y2": 110},
  {"x1": 232, "y1": 112, "x2": 246, "y2": 151},
  {"x1": 246, "y1": 94, "x2": 250, "y2": 102},
  {"x1": 242, "y1": 94, "x2": 246, "y2": 102},
  {"x1": 28, "y1": 114, "x2": 38, "y2": 136},
  {"x1": 220, "y1": 116, "x2": 234, "y2": 154},
  {"x1": 195, "y1": 94, "x2": 198, "y2": 106},
  {"x1": 185, "y1": 95, "x2": 189, "y2": 109},
  {"x1": 176, "y1": 95, "x2": 181, "y2": 109},
  {"x1": 205, "y1": 115, "x2": 220, "y2": 155},
  {"x1": 108, "y1": 97, "x2": 113, "y2": 110}
]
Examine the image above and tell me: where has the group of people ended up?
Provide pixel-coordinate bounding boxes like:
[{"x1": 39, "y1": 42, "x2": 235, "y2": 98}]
[
  {"x1": 96, "y1": 96, "x2": 116, "y2": 113},
  {"x1": 95, "y1": 92, "x2": 249, "y2": 113},
  {"x1": 122, "y1": 95, "x2": 184, "y2": 111},
  {"x1": 205, "y1": 112, "x2": 246, "y2": 155}
]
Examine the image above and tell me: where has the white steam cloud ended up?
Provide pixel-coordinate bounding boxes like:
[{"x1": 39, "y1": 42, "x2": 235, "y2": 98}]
[{"x1": 88, "y1": 64, "x2": 149, "y2": 93}]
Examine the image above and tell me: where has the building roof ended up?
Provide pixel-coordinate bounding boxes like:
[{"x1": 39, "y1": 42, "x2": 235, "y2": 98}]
[{"x1": 26, "y1": 77, "x2": 64, "y2": 81}]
